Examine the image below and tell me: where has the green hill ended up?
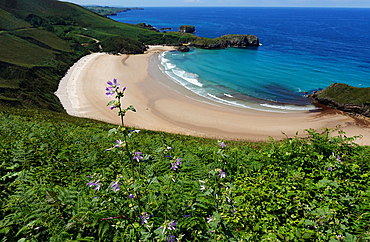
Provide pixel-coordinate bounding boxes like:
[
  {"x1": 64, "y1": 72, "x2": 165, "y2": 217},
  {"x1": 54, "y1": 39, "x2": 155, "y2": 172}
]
[{"x1": 0, "y1": 0, "x2": 196, "y2": 111}]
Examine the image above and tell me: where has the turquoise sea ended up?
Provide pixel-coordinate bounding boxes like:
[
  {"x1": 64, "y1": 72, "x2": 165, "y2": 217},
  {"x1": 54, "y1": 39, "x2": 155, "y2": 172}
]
[{"x1": 110, "y1": 7, "x2": 370, "y2": 111}]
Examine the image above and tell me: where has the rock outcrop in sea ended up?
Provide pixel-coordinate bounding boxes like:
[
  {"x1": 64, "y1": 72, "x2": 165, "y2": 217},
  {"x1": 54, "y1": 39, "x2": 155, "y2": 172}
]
[
  {"x1": 177, "y1": 46, "x2": 190, "y2": 52},
  {"x1": 179, "y1": 25, "x2": 195, "y2": 33}
]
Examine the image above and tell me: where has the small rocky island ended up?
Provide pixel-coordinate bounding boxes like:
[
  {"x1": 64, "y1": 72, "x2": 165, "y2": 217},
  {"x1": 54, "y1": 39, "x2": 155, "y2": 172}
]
[
  {"x1": 309, "y1": 83, "x2": 370, "y2": 118},
  {"x1": 179, "y1": 25, "x2": 195, "y2": 33}
]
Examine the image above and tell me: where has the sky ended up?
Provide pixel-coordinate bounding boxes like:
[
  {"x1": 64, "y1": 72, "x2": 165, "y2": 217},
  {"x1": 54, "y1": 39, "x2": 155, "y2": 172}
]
[{"x1": 59, "y1": 0, "x2": 370, "y2": 8}]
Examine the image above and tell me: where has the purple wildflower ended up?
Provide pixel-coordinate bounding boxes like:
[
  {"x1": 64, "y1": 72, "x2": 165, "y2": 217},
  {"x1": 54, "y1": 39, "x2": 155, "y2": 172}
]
[
  {"x1": 139, "y1": 213, "x2": 151, "y2": 227},
  {"x1": 227, "y1": 197, "x2": 231, "y2": 203},
  {"x1": 109, "y1": 104, "x2": 116, "y2": 110},
  {"x1": 35, "y1": 227, "x2": 40, "y2": 230},
  {"x1": 337, "y1": 155, "x2": 341, "y2": 163},
  {"x1": 130, "y1": 194, "x2": 134, "y2": 199},
  {"x1": 87, "y1": 180, "x2": 102, "y2": 191},
  {"x1": 115, "y1": 139, "x2": 123, "y2": 148},
  {"x1": 169, "y1": 220, "x2": 176, "y2": 230},
  {"x1": 171, "y1": 157, "x2": 182, "y2": 170},
  {"x1": 207, "y1": 215, "x2": 212, "y2": 223},
  {"x1": 185, "y1": 215, "x2": 190, "y2": 218},
  {"x1": 328, "y1": 167, "x2": 333, "y2": 171},
  {"x1": 167, "y1": 147, "x2": 172, "y2": 150},
  {"x1": 132, "y1": 152, "x2": 143, "y2": 162},
  {"x1": 171, "y1": 163, "x2": 178, "y2": 170},
  {"x1": 219, "y1": 141, "x2": 226, "y2": 148},
  {"x1": 218, "y1": 169, "x2": 226, "y2": 178},
  {"x1": 94, "y1": 182, "x2": 102, "y2": 191},
  {"x1": 166, "y1": 234, "x2": 176, "y2": 242},
  {"x1": 200, "y1": 184, "x2": 206, "y2": 192},
  {"x1": 111, "y1": 182, "x2": 120, "y2": 192},
  {"x1": 106, "y1": 87, "x2": 115, "y2": 98},
  {"x1": 87, "y1": 181, "x2": 95, "y2": 187}
]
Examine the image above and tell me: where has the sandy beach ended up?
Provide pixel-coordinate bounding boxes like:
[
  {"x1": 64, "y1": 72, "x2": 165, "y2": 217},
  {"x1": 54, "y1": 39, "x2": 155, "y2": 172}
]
[{"x1": 55, "y1": 46, "x2": 370, "y2": 145}]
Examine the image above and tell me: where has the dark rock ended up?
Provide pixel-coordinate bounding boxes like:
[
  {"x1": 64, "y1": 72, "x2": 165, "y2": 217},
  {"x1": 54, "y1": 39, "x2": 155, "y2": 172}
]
[
  {"x1": 177, "y1": 46, "x2": 190, "y2": 52},
  {"x1": 136, "y1": 23, "x2": 159, "y2": 32},
  {"x1": 179, "y1": 25, "x2": 195, "y2": 33}
]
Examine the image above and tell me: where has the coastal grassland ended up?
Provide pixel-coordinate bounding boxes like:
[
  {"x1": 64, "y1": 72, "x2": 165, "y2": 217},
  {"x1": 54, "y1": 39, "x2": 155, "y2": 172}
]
[
  {"x1": 0, "y1": 0, "x2": 201, "y2": 111},
  {"x1": 0, "y1": 8, "x2": 31, "y2": 30},
  {"x1": 84, "y1": 6, "x2": 142, "y2": 16},
  {"x1": 317, "y1": 83, "x2": 370, "y2": 105},
  {"x1": 1, "y1": 107, "x2": 369, "y2": 241}
]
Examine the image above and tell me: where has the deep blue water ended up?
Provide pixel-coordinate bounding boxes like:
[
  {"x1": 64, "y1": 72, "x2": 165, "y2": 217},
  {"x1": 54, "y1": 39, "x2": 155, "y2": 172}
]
[{"x1": 111, "y1": 7, "x2": 370, "y2": 111}]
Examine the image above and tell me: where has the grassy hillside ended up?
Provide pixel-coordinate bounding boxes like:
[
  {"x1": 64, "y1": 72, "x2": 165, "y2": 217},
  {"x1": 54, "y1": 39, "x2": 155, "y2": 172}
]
[
  {"x1": 0, "y1": 0, "x2": 197, "y2": 111},
  {"x1": 317, "y1": 83, "x2": 370, "y2": 106}
]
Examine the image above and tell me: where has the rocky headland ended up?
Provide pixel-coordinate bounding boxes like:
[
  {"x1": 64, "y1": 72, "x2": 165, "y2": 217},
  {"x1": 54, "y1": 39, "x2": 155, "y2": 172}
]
[
  {"x1": 189, "y1": 34, "x2": 259, "y2": 49},
  {"x1": 309, "y1": 83, "x2": 370, "y2": 118}
]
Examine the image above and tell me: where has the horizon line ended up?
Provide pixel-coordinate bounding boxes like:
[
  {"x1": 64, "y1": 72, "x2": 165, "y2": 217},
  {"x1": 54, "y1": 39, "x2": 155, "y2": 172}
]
[{"x1": 82, "y1": 5, "x2": 370, "y2": 9}]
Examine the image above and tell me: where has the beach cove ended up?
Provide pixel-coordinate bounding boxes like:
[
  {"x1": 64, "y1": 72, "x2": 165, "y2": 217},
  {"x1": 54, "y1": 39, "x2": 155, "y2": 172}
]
[{"x1": 55, "y1": 46, "x2": 370, "y2": 144}]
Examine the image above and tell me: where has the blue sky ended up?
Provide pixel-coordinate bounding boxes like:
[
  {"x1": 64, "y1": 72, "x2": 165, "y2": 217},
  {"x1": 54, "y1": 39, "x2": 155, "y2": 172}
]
[{"x1": 59, "y1": 0, "x2": 370, "y2": 8}]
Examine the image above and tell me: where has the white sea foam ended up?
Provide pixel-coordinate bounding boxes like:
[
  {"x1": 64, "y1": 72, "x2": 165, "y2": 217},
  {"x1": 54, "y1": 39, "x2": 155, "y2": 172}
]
[
  {"x1": 224, "y1": 93, "x2": 233, "y2": 98},
  {"x1": 260, "y1": 103, "x2": 317, "y2": 111},
  {"x1": 207, "y1": 94, "x2": 286, "y2": 113},
  {"x1": 172, "y1": 69, "x2": 203, "y2": 87},
  {"x1": 166, "y1": 63, "x2": 176, "y2": 70}
]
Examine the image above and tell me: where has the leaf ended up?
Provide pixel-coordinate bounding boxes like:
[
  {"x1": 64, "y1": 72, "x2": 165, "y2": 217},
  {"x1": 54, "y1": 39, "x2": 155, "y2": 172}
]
[
  {"x1": 65, "y1": 222, "x2": 75, "y2": 230},
  {"x1": 344, "y1": 233, "x2": 357, "y2": 242},
  {"x1": 46, "y1": 191, "x2": 58, "y2": 204},
  {"x1": 108, "y1": 128, "x2": 117, "y2": 137},
  {"x1": 0, "y1": 227, "x2": 10, "y2": 235},
  {"x1": 107, "y1": 100, "x2": 115, "y2": 106},
  {"x1": 126, "y1": 105, "x2": 136, "y2": 112}
]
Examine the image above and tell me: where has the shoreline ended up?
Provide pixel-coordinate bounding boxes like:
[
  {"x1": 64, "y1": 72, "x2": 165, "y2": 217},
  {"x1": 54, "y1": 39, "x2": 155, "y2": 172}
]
[{"x1": 55, "y1": 47, "x2": 370, "y2": 144}]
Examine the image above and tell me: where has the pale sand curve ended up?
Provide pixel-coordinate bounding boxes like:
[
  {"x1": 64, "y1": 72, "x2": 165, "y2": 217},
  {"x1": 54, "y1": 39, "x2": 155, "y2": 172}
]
[{"x1": 55, "y1": 46, "x2": 370, "y2": 145}]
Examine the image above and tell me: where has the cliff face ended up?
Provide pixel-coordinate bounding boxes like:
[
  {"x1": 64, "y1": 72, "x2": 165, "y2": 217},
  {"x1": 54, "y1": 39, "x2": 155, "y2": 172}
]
[
  {"x1": 309, "y1": 83, "x2": 370, "y2": 118},
  {"x1": 190, "y1": 34, "x2": 259, "y2": 49}
]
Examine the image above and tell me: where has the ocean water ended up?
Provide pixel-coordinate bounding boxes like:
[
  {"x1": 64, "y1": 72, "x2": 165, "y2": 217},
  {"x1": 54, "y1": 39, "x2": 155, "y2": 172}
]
[{"x1": 110, "y1": 7, "x2": 370, "y2": 111}]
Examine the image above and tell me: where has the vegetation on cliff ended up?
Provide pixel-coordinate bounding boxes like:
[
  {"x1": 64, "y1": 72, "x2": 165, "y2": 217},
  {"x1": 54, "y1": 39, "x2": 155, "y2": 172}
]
[
  {"x1": 84, "y1": 6, "x2": 143, "y2": 16},
  {"x1": 310, "y1": 83, "x2": 370, "y2": 117}
]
